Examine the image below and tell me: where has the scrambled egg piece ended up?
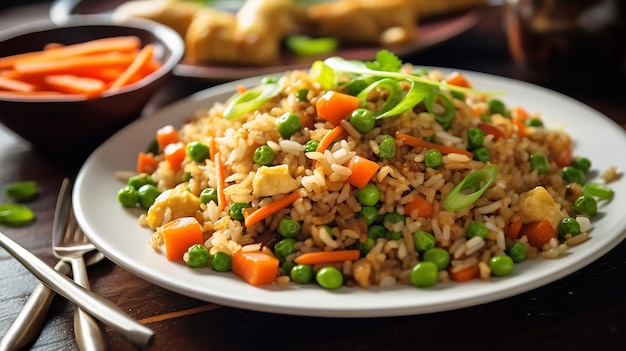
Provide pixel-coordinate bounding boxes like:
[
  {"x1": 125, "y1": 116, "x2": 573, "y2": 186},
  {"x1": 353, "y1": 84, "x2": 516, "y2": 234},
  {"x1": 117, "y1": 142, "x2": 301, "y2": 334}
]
[
  {"x1": 252, "y1": 164, "x2": 299, "y2": 197},
  {"x1": 146, "y1": 188, "x2": 200, "y2": 230},
  {"x1": 517, "y1": 186, "x2": 562, "y2": 229}
]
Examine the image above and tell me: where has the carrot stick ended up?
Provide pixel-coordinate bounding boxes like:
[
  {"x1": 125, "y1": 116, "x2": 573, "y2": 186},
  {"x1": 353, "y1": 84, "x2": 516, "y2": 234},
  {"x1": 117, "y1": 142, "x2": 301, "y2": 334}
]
[
  {"x1": 346, "y1": 155, "x2": 380, "y2": 189},
  {"x1": 0, "y1": 76, "x2": 38, "y2": 92},
  {"x1": 231, "y1": 250, "x2": 279, "y2": 286},
  {"x1": 14, "y1": 36, "x2": 140, "y2": 64},
  {"x1": 315, "y1": 91, "x2": 360, "y2": 126},
  {"x1": 395, "y1": 132, "x2": 473, "y2": 158},
  {"x1": 44, "y1": 74, "x2": 106, "y2": 97},
  {"x1": 244, "y1": 190, "x2": 303, "y2": 228},
  {"x1": 449, "y1": 265, "x2": 479, "y2": 282},
  {"x1": 161, "y1": 216, "x2": 204, "y2": 261},
  {"x1": 215, "y1": 152, "x2": 227, "y2": 211},
  {"x1": 294, "y1": 250, "x2": 360, "y2": 265},
  {"x1": 14, "y1": 52, "x2": 137, "y2": 76},
  {"x1": 109, "y1": 44, "x2": 155, "y2": 89},
  {"x1": 405, "y1": 194, "x2": 434, "y2": 218},
  {"x1": 519, "y1": 219, "x2": 557, "y2": 249}
]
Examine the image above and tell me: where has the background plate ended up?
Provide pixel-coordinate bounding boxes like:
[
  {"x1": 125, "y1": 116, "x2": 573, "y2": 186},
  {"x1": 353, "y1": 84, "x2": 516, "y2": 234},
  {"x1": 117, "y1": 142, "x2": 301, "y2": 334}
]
[
  {"x1": 74, "y1": 69, "x2": 626, "y2": 318},
  {"x1": 50, "y1": 0, "x2": 482, "y2": 80}
]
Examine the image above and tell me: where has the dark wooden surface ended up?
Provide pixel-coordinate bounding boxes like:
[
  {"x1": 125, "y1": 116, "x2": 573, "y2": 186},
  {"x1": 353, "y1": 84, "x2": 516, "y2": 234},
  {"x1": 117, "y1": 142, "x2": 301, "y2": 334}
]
[{"x1": 1, "y1": 3, "x2": 625, "y2": 350}]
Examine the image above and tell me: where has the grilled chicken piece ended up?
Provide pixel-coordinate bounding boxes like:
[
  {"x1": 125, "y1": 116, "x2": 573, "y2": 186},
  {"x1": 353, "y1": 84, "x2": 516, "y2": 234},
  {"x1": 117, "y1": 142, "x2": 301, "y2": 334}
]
[{"x1": 112, "y1": 0, "x2": 203, "y2": 38}]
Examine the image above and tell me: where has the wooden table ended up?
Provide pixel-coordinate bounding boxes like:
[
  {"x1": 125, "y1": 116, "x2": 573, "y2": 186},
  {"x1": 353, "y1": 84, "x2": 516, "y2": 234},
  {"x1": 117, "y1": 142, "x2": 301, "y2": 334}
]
[{"x1": 1, "y1": 3, "x2": 625, "y2": 350}]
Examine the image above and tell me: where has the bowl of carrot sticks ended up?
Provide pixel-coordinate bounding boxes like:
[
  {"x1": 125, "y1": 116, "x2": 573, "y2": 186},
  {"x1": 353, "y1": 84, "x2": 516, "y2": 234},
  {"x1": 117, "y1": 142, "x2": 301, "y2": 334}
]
[{"x1": 0, "y1": 15, "x2": 184, "y2": 155}]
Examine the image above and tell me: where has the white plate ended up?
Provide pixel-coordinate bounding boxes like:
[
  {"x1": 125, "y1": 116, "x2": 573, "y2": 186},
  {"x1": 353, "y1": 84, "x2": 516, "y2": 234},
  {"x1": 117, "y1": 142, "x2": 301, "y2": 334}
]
[{"x1": 74, "y1": 69, "x2": 626, "y2": 318}]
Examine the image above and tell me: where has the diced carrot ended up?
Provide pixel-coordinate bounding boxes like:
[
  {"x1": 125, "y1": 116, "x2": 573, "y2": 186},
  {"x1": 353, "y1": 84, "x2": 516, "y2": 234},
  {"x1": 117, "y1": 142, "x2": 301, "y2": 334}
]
[
  {"x1": 512, "y1": 106, "x2": 530, "y2": 120},
  {"x1": 395, "y1": 132, "x2": 473, "y2": 158},
  {"x1": 315, "y1": 91, "x2": 360, "y2": 126},
  {"x1": 445, "y1": 71, "x2": 472, "y2": 88},
  {"x1": 44, "y1": 74, "x2": 106, "y2": 97},
  {"x1": 449, "y1": 265, "x2": 480, "y2": 283},
  {"x1": 512, "y1": 119, "x2": 527, "y2": 138},
  {"x1": 156, "y1": 124, "x2": 179, "y2": 150},
  {"x1": 477, "y1": 122, "x2": 505, "y2": 141},
  {"x1": 244, "y1": 190, "x2": 303, "y2": 228},
  {"x1": 137, "y1": 151, "x2": 159, "y2": 174},
  {"x1": 554, "y1": 148, "x2": 573, "y2": 168},
  {"x1": 294, "y1": 250, "x2": 360, "y2": 265},
  {"x1": 161, "y1": 217, "x2": 204, "y2": 261},
  {"x1": 0, "y1": 76, "x2": 38, "y2": 92},
  {"x1": 109, "y1": 44, "x2": 155, "y2": 89},
  {"x1": 231, "y1": 250, "x2": 279, "y2": 286},
  {"x1": 506, "y1": 219, "x2": 523, "y2": 239},
  {"x1": 163, "y1": 142, "x2": 186, "y2": 173},
  {"x1": 236, "y1": 84, "x2": 247, "y2": 94},
  {"x1": 405, "y1": 194, "x2": 434, "y2": 218},
  {"x1": 519, "y1": 219, "x2": 557, "y2": 249},
  {"x1": 346, "y1": 155, "x2": 380, "y2": 189}
]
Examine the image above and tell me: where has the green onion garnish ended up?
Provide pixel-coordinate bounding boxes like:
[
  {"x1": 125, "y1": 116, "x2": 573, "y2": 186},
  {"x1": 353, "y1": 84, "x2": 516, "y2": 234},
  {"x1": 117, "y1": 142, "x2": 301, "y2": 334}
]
[{"x1": 443, "y1": 165, "x2": 499, "y2": 211}]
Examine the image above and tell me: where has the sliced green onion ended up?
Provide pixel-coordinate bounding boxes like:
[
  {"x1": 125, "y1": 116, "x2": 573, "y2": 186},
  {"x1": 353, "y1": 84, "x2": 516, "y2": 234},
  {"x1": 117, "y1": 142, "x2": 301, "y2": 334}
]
[
  {"x1": 0, "y1": 203, "x2": 35, "y2": 226},
  {"x1": 425, "y1": 91, "x2": 455, "y2": 129},
  {"x1": 223, "y1": 82, "x2": 281, "y2": 120},
  {"x1": 443, "y1": 165, "x2": 499, "y2": 211},
  {"x1": 310, "y1": 60, "x2": 335, "y2": 90},
  {"x1": 286, "y1": 35, "x2": 339, "y2": 56},
  {"x1": 5, "y1": 181, "x2": 38, "y2": 201},
  {"x1": 356, "y1": 78, "x2": 403, "y2": 118},
  {"x1": 376, "y1": 81, "x2": 429, "y2": 119},
  {"x1": 583, "y1": 182, "x2": 614, "y2": 200}
]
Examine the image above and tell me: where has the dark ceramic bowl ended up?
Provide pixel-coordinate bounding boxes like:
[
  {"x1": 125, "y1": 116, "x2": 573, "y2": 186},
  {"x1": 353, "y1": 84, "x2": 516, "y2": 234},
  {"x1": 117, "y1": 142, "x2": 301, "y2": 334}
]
[{"x1": 0, "y1": 15, "x2": 184, "y2": 155}]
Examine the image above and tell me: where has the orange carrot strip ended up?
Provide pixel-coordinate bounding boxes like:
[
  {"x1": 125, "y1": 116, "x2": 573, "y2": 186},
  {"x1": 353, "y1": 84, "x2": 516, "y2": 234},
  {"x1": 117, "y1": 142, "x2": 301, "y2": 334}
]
[
  {"x1": 14, "y1": 52, "x2": 137, "y2": 76},
  {"x1": 137, "y1": 151, "x2": 160, "y2": 174},
  {"x1": 294, "y1": 250, "x2": 360, "y2": 265},
  {"x1": 512, "y1": 119, "x2": 527, "y2": 138},
  {"x1": 156, "y1": 124, "x2": 179, "y2": 150},
  {"x1": 109, "y1": 44, "x2": 155, "y2": 89},
  {"x1": 0, "y1": 51, "x2": 44, "y2": 70},
  {"x1": 231, "y1": 251, "x2": 279, "y2": 286},
  {"x1": 445, "y1": 71, "x2": 472, "y2": 88},
  {"x1": 312, "y1": 124, "x2": 345, "y2": 168},
  {"x1": 346, "y1": 155, "x2": 380, "y2": 189},
  {"x1": 449, "y1": 265, "x2": 480, "y2": 283},
  {"x1": 0, "y1": 76, "x2": 38, "y2": 92},
  {"x1": 405, "y1": 194, "x2": 434, "y2": 219},
  {"x1": 44, "y1": 74, "x2": 106, "y2": 97},
  {"x1": 512, "y1": 106, "x2": 530, "y2": 120},
  {"x1": 315, "y1": 91, "x2": 360, "y2": 126},
  {"x1": 395, "y1": 132, "x2": 473, "y2": 158},
  {"x1": 15, "y1": 36, "x2": 141, "y2": 63},
  {"x1": 161, "y1": 217, "x2": 204, "y2": 261},
  {"x1": 163, "y1": 142, "x2": 186, "y2": 173},
  {"x1": 519, "y1": 219, "x2": 557, "y2": 249},
  {"x1": 506, "y1": 219, "x2": 523, "y2": 239},
  {"x1": 0, "y1": 90, "x2": 68, "y2": 99},
  {"x1": 244, "y1": 190, "x2": 303, "y2": 228},
  {"x1": 215, "y1": 152, "x2": 227, "y2": 211}
]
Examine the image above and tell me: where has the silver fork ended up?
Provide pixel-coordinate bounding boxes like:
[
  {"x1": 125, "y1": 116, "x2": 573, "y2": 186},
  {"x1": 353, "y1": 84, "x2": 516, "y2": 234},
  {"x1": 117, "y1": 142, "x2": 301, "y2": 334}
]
[{"x1": 52, "y1": 178, "x2": 107, "y2": 351}]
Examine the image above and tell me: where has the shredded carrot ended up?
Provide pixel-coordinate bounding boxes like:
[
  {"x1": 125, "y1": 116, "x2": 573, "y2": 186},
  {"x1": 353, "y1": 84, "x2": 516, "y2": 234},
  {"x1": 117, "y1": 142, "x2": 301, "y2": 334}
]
[
  {"x1": 512, "y1": 119, "x2": 527, "y2": 138},
  {"x1": 477, "y1": 122, "x2": 505, "y2": 141},
  {"x1": 294, "y1": 250, "x2": 360, "y2": 265},
  {"x1": 161, "y1": 217, "x2": 204, "y2": 261},
  {"x1": 156, "y1": 124, "x2": 179, "y2": 151},
  {"x1": 519, "y1": 219, "x2": 557, "y2": 249},
  {"x1": 445, "y1": 71, "x2": 472, "y2": 88},
  {"x1": 163, "y1": 142, "x2": 186, "y2": 173},
  {"x1": 137, "y1": 151, "x2": 159, "y2": 174},
  {"x1": 395, "y1": 132, "x2": 473, "y2": 158},
  {"x1": 346, "y1": 155, "x2": 380, "y2": 189},
  {"x1": 404, "y1": 194, "x2": 434, "y2": 218},
  {"x1": 506, "y1": 219, "x2": 523, "y2": 239},
  {"x1": 244, "y1": 190, "x2": 303, "y2": 228},
  {"x1": 231, "y1": 250, "x2": 280, "y2": 286},
  {"x1": 109, "y1": 44, "x2": 155, "y2": 89},
  {"x1": 215, "y1": 152, "x2": 227, "y2": 211},
  {"x1": 449, "y1": 265, "x2": 480, "y2": 282},
  {"x1": 512, "y1": 106, "x2": 530, "y2": 120},
  {"x1": 315, "y1": 91, "x2": 360, "y2": 125},
  {"x1": 312, "y1": 124, "x2": 345, "y2": 168}
]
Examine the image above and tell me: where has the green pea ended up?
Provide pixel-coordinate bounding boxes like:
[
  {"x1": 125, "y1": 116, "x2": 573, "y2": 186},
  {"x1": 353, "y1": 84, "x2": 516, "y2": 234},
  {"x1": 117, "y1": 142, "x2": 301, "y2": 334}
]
[
  {"x1": 467, "y1": 127, "x2": 485, "y2": 149},
  {"x1": 423, "y1": 247, "x2": 450, "y2": 271},
  {"x1": 277, "y1": 217, "x2": 301, "y2": 238},
  {"x1": 383, "y1": 212, "x2": 405, "y2": 225},
  {"x1": 210, "y1": 252, "x2": 232, "y2": 272},
  {"x1": 467, "y1": 221, "x2": 488, "y2": 239},
  {"x1": 290, "y1": 264, "x2": 314, "y2": 283},
  {"x1": 368, "y1": 224, "x2": 387, "y2": 240},
  {"x1": 489, "y1": 255, "x2": 514, "y2": 277},
  {"x1": 413, "y1": 230, "x2": 436, "y2": 252},
  {"x1": 304, "y1": 140, "x2": 320, "y2": 153},
  {"x1": 199, "y1": 188, "x2": 218, "y2": 204},
  {"x1": 128, "y1": 173, "x2": 154, "y2": 190},
  {"x1": 583, "y1": 182, "x2": 614, "y2": 200},
  {"x1": 359, "y1": 206, "x2": 379, "y2": 226},
  {"x1": 296, "y1": 89, "x2": 309, "y2": 101},
  {"x1": 349, "y1": 108, "x2": 375, "y2": 134},
  {"x1": 230, "y1": 202, "x2": 251, "y2": 221},
  {"x1": 410, "y1": 262, "x2": 438, "y2": 288},
  {"x1": 357, "y1": 237, "x2": 375, "y2": 256},
  {"x1": 378, "y1": 135, "x2": 396, "y2": 159},
  {"x1": 562, "y1": 166, "x2": 586, "y2": 185},
  {"x1": 488, "y1": 98, "x2": 507, "y2": 116},
  {"x1": 356, "y1": 183, "x2": 380, "y2": 207},
  {"x1": 570, "y1": 157, "x2": 591, "y2": 173},
  {"x1": 574, "y1": 194, "x2": 598, "y2": 217},
  {"x1": 316, "y1": 266, "x2": 343, "y2": 289},
  {"x1": 253, "y1": 145, "x2": 275, "y2": 166},
  {"x1": 117, "y1": 185, "x2": 139, "y2": 207},
  {"x1": 507, "y1": 242, "x2": 527, "y2": 263},
  {"x1": 277, "y1": 112, "x2": 302, "y2": 139},
  {"x1": 274, "y1": 238, "x2": 296, "y2": 261},
  {"x1": 424, "y1": 148, "x2": 442, "y2": 168},
  {"x1": 524, "y1": 118, "x2": 544, "y2": 127},
  {"x1": 559, "y1": 217, "x2": 581, "y2": 238},
  {"x1": 530, "y1": 152, "x2": 549, "y2": 174},
  {"x1": 0, "y1": 204, "x2": 35, "y2": 226},
  {"x1": 385, "y1": 231, "x2": 403, "y2": 240},
  {"x1": 186, "y1": 141, "x2": 210, "y2": 163},
  {"x1": 4, "y1": 181, "x2": 37, "y2": 201},
  {"x1": 472, "y1": 147, "x2": 491, "y2": 162},
  {"x1": 137, "y1": 184, "x2": 160, "y2": 210},
  {"x1": 282, "y1": 261, "x2": 296, "y2": 275},
  {"x1": 185, "y1": 244, "x2": 210, "y2": 268}
]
